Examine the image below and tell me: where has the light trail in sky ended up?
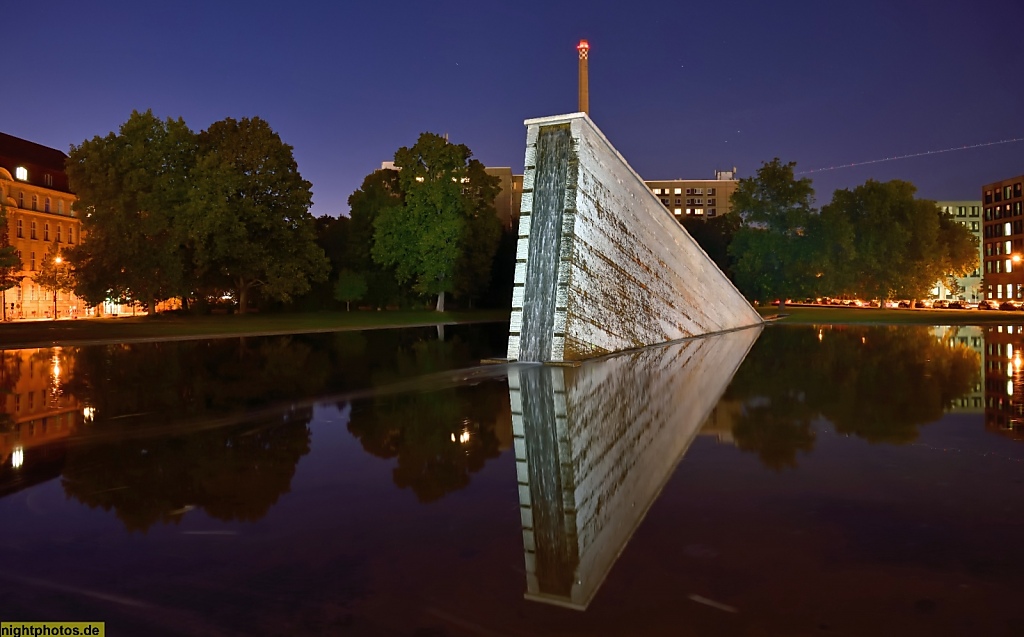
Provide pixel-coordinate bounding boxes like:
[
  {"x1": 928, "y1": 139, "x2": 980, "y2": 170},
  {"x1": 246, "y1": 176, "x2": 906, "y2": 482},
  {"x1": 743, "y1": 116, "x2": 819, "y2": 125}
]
[{"x1": 797, "y1": 137, "x2": 1024, "y2": 174}]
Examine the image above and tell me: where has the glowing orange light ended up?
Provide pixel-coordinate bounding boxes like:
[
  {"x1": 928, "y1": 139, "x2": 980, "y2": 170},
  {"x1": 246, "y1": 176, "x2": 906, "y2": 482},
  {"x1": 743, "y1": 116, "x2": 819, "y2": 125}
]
[{"x1": 577, "y1": 39, "x2": 589, "y2": 51}]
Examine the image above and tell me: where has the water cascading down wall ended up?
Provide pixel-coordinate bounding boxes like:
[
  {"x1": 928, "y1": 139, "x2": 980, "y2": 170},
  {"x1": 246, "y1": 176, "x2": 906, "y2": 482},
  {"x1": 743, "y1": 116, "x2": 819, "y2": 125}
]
[{"x1": 507, "y1": 113, "x2": 762, "y2": 363}]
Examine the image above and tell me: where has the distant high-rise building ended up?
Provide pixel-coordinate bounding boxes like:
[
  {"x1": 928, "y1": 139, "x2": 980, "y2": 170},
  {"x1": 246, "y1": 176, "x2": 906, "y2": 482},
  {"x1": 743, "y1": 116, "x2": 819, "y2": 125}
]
[
  {"x1": 644, "y1": 167, "x2": 740, "y2": 221},
  {"x1": 933, "y1": 201, "x2": 983, "y2": 301},
  {"x1": 981, "y1": 177, "x2": 1024, "y2": 301}
]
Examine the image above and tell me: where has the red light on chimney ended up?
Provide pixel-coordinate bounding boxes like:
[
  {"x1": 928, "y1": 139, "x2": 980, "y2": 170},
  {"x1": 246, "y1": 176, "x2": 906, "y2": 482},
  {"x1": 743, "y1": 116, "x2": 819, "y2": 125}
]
[{"x1": 577, "y1": 39, "x2": 590, "y2": 51}]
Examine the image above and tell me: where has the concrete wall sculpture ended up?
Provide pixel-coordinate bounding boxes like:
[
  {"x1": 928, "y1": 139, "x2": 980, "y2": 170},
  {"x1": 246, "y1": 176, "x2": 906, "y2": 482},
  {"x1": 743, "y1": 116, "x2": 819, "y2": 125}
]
[
  {"x1": 507, "y1": 113, "x2": 762, "y2": 363},
  {"x1": 508, "y1": 324, "x2": 762, "y2": 609}
]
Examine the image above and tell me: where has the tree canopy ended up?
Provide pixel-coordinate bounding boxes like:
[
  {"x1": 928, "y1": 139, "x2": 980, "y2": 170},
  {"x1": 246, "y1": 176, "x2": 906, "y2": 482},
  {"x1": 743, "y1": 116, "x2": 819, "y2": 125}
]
[
  {"x1": 185, "y1": 116, "x2": 328, "y2": 313},
  {"x1": 0, "y1": 203, "x2": 22, "y2": 321},
  {"x1": 728, "y1": 158, "x2": 816, "y2": 309},
  {"x1": 67, "y1": 110, "x2": 327, "y2": 314},
  {"x1": 67, "y1": 109, "x2": 194, "y2": 310},
  {"x1": 818, "y1": 180, "x2": 979, "y2": 302},
  {"x1": 371, "y1": 133, "x2": 501, "y2": 311}
]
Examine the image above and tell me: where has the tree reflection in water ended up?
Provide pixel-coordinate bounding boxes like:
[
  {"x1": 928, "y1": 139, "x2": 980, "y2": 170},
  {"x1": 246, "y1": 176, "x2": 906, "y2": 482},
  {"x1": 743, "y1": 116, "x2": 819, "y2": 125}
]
[
  {"x1": 346, "y1": 337, "x2": 510, "y2": 503},
  {"x1": 726, "y1": 325, "x2": 981, "y2": 469}
]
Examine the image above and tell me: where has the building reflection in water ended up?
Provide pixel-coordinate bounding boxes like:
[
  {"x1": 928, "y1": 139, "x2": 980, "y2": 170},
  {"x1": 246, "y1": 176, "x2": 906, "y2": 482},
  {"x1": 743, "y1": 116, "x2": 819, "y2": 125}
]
[
  {"x1": 933, "y1": 326, "x2": 984, "y2": 413},
  {"x1": 984, "y1": 324, "x2": 1024, "y2": 438},
  {"x1": 0, "y1": 348, "x2": 83, "y2": 497},
  {"x1": 508, "y1": 326, "x2": 762, "y2": 610}
]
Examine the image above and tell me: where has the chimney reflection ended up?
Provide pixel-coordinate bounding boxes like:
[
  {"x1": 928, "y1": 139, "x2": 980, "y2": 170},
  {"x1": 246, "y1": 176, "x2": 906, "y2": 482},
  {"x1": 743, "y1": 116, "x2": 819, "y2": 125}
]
[{"x1": 509, "y1": 326, "x2": 762, "y2": 610}]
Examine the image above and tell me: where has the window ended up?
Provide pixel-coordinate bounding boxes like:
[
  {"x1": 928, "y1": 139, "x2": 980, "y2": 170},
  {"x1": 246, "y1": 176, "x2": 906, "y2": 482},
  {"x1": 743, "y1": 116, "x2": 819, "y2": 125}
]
[
  {"x1": 687, "y1": 198, "x2": 694, "y2": 205},
  {"x1": 16, "y1": 219, "x2": 22, "y2": 238},
  {"x1": 971, "y1": 206, "x2": 980, "y2": 217},
  {"x1": 957, "y1": 206, "x2": 966, "y2": 217},
  {"x1": 1006, "y1": 223, "x2": 1012, "y2": 237},
  {"x1": 56, "y1": 226, "x2": 62, "y2": 243},
  {"x1": 1005, "y1": 186, "x2": 1013, "y2": 199},
  {"x1": 695, "y1": 208, "x2": 704, "y2": 215},
  {"x1": 44, "y1": 197, "x2": 50, "y2": 213},
  {"x1": 58, "y1": 200, "x2": 64, "y2": 215},
  {"x1": 18, "y1": 192, "x2": 24, "y2": 208},
  {"x1": 1016, "y1": 183, "x2": 1022, "y2": 197},
  {"x1": 68, "y1": 227, "x2": 74, "y2": 244},
  {"x1": 15, "y1": 167, "x2": 27, "y2": 181},
  {"x1": 44, "y1": 174, "x2": 53, "y2": 187},
  {"x1": 685, "y1": 208, "x2": 692, "y2": 215},
  {"x1": 695, "y1": 198, "x2": 703, "y2": 205},
  {"x1": 673, "y1": 208, "x2": 682, "y2": 215},
  {"x1": 972, "y1": 221, "x2": 979, "y2": 231},
  {"x1": 31, "y1": 195, "x2": 37, "y2": 211},
  {"x1": 986, "y1": 191, "x2": 994, "y2": 204},
  {"x1": 709, "y1": 209, "x2": 717, "y2": 217},
  {"x1": 708, "y1": 198, "x2": 716, "y2": 206},
  {"x1": 674, "y1": 188, "x2": 682, "y2": 195},
  {"x1": 44, "y1": 223, "x2": 49, "y2": 241},
  {"x1": 695, "y1": 188, "x2": 703, "y2": 195},
  {"x1": 708, "y1": 188, "x2": 716, "y2": 196},
  {"x1": 675, "y1": 198, "x2": 681, "y2": 205},
  {"x1": 653, "y1": 188, "x2": 662, "y2": 195},
  {"x1": 30, "y1": 252, "x2": 35, "y2": 271},
  {"x1": 30, "y1": 221, "x2": 36, "y2": 240},
  {"x1": 661, "y1": 198, "x2": 669, "y2": 205}
]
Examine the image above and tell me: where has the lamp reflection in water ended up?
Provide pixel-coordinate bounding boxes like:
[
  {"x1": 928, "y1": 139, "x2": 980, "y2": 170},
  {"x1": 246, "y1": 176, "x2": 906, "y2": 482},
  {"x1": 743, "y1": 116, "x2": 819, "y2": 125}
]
[{"x1": 508, "y1": 325, "x2": 762, "y2": 610}]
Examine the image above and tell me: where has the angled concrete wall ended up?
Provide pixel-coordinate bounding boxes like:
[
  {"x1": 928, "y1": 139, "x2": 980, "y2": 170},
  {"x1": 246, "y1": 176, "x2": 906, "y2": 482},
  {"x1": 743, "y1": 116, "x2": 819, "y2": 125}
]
[
  {"x1": 507, "y1": 113, "x2": 762, "y2": 362},
  {"x1": 509, "y1": 325, "x2": 762, "y2": 610}
]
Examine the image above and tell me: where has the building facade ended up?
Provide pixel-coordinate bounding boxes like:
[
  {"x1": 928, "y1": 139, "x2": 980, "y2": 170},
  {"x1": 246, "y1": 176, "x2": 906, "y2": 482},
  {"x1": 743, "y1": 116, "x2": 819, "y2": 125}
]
[
  {"x1": 644, "y1": 168, "x2": 739, "y2": 220},
  {"x1": 981, "y1": 176, "x2": 1024, "y2": 301},
  {"x1": 0, "y1": 133, "x2": 84, "y2": 319},
  {"x1": 932, "y1": 201, "x2": 983, "y2": 301}
]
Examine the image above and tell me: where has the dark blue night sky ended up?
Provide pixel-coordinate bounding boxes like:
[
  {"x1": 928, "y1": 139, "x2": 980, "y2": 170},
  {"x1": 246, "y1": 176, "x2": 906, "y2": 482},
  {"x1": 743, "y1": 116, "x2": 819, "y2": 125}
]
[{"x1": 5, "y1": 0, "x2": 1023, "y2": 216}]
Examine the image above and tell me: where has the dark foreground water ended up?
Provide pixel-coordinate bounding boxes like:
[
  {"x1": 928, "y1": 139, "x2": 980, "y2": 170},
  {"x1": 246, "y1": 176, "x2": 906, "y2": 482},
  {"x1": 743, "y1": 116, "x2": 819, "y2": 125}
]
[{"x1": 2, "y1": 322, "x2": 1024, "y2": 636}]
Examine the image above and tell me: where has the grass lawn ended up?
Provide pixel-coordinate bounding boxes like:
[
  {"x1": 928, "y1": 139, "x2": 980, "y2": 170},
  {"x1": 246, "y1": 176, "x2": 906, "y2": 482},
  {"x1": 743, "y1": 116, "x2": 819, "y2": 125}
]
[
  {"x1": 760, "y1": 304, "x2": 1024, "y2": 325},
  {"x1": 0, "y1": 309, "x2": 511, "y2": 349}
]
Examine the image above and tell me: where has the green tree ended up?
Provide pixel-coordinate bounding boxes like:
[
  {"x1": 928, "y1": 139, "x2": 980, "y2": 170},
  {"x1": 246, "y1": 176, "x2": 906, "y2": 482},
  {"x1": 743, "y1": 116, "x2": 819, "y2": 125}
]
[
  {"x1": 372, "y1": 133, "x2": 500, "y2": 311},
  {"x1": 0, "y1": 203, "x2": 23, "y2": 321},
  {"x1": 681, "y1": 212, "x2": 741, "y2": 278},
  {"x1": 819, "y1": 180, "x2": 978, "y2": 304},
  {"x1": 185, "y1": 117, "x2": 329, "y2": 313},
  {"x1": 346, "y1": 169, "x2": 407, "y2": 308},
  {"x1": 66, "y1": 110, "x2": 195, "y2": 311},
  {"x1": 333, "y1": 269, "x2": 367, "y2": 311},
  {"x1": 728, "y1": 159, "x2": 816, "y2": 310},
  {"x1": 453, "y1": 159, "x2": 502, "y2": 306},
  {"x1": 32, "y1": 243, "x2": 75, "y2": 320}
]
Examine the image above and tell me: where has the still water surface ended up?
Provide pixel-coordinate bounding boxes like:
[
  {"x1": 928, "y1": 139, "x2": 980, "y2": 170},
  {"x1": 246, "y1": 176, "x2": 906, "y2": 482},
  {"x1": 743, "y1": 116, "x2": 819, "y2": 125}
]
[{"x1": 2, "y1": 323, "x2": 1024, "y2": 636}]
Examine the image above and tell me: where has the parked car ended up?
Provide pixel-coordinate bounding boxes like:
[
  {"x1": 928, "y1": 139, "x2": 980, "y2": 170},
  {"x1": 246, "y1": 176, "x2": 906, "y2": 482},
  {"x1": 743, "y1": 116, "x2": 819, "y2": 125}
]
[
  {"x1": 1000, "y1": 301, "x2": 1020, "y2": 311},
  {"x1": 898, "y1": 300, "x2": 911, "y2": 308},
  {"x1": 932, "y1": 299, "x2": 949, "y2": 309},
  {"x1": 914, "y1": 300, "x2": 931, "y2": 308},
  {"x1": 948, "y1": 300, "x2": 968, "y2": 309},
  {"x1": 978, "y1": 300, "x2": 997, "y2": 310}
]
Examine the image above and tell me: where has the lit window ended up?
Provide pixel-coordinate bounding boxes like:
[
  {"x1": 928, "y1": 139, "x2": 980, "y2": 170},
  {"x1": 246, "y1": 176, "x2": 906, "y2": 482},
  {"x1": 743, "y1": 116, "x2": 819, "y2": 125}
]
[
  {"x1": 674, "y1": 188, "x2": 682, "y2": 195},
  {"x1": 653, "y1": 188, "x2": 661, "y2": 194},
  {"x1": 1006, "y1": 240, "x2": 1012, "y2": 254},
  {"x1": 685, "y1": 208, "x2": 692, "y2": 215},
  {"x1": 695, "y1": 208, "x2": 704, "y2": 215},
  {"x1": 15, "y1": 166, "x2": 27, "y2": 181},
  {"x1": 673, "y1": 208, "x2": 682, "y2": 215},
  {"x1": 1007, "y1": 259, "x2": 1013, "y2": 273},
  {"x1": 1006, "y1": 223, "x2": 1012, "y2": 236}
]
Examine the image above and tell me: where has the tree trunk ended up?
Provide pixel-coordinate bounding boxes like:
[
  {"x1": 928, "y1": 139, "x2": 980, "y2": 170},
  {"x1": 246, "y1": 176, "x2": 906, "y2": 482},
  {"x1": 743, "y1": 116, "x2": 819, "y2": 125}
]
[
  {"x1": 238, "y1": 281, "x2": 249, "y2": 315},
  {"x1": 436, "y1": 290, "x2": 445, "y2": 312},
  {"x1": 778, "y1": 299, "x2": 786, "y2": 313},
  {"x1": 2, "y1": 289, "x2": 6, "y2": 322},
  {"x1": 52, "y1": 290, "x2": 57, "y2": 320},
  {"x1": 346, "y1": 300, "x2": 351, "y2": 312}
]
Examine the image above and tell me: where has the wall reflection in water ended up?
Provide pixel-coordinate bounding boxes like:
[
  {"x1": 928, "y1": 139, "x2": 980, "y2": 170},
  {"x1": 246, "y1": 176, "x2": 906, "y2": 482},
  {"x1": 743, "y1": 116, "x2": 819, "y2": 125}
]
[{"x1": 509, "y1": 326, "x2": 762, "y2": 610}]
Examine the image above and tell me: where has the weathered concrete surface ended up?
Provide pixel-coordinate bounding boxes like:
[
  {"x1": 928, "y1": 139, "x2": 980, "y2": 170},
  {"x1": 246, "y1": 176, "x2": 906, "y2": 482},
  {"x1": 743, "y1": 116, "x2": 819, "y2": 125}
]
[
  {"x1": 507, "y1": 113, "x2": 761, "y2": 362},
  {"x1": 509, "y1": 325, "x2": 762, "y2": 610}
]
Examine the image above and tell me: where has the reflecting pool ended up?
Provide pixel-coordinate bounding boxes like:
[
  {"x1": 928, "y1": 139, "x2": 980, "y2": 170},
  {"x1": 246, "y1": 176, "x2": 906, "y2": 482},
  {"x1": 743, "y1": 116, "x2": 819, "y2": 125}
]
[{"x1": 3, "y1": 323, "x2": 1024, "y2": 636}]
